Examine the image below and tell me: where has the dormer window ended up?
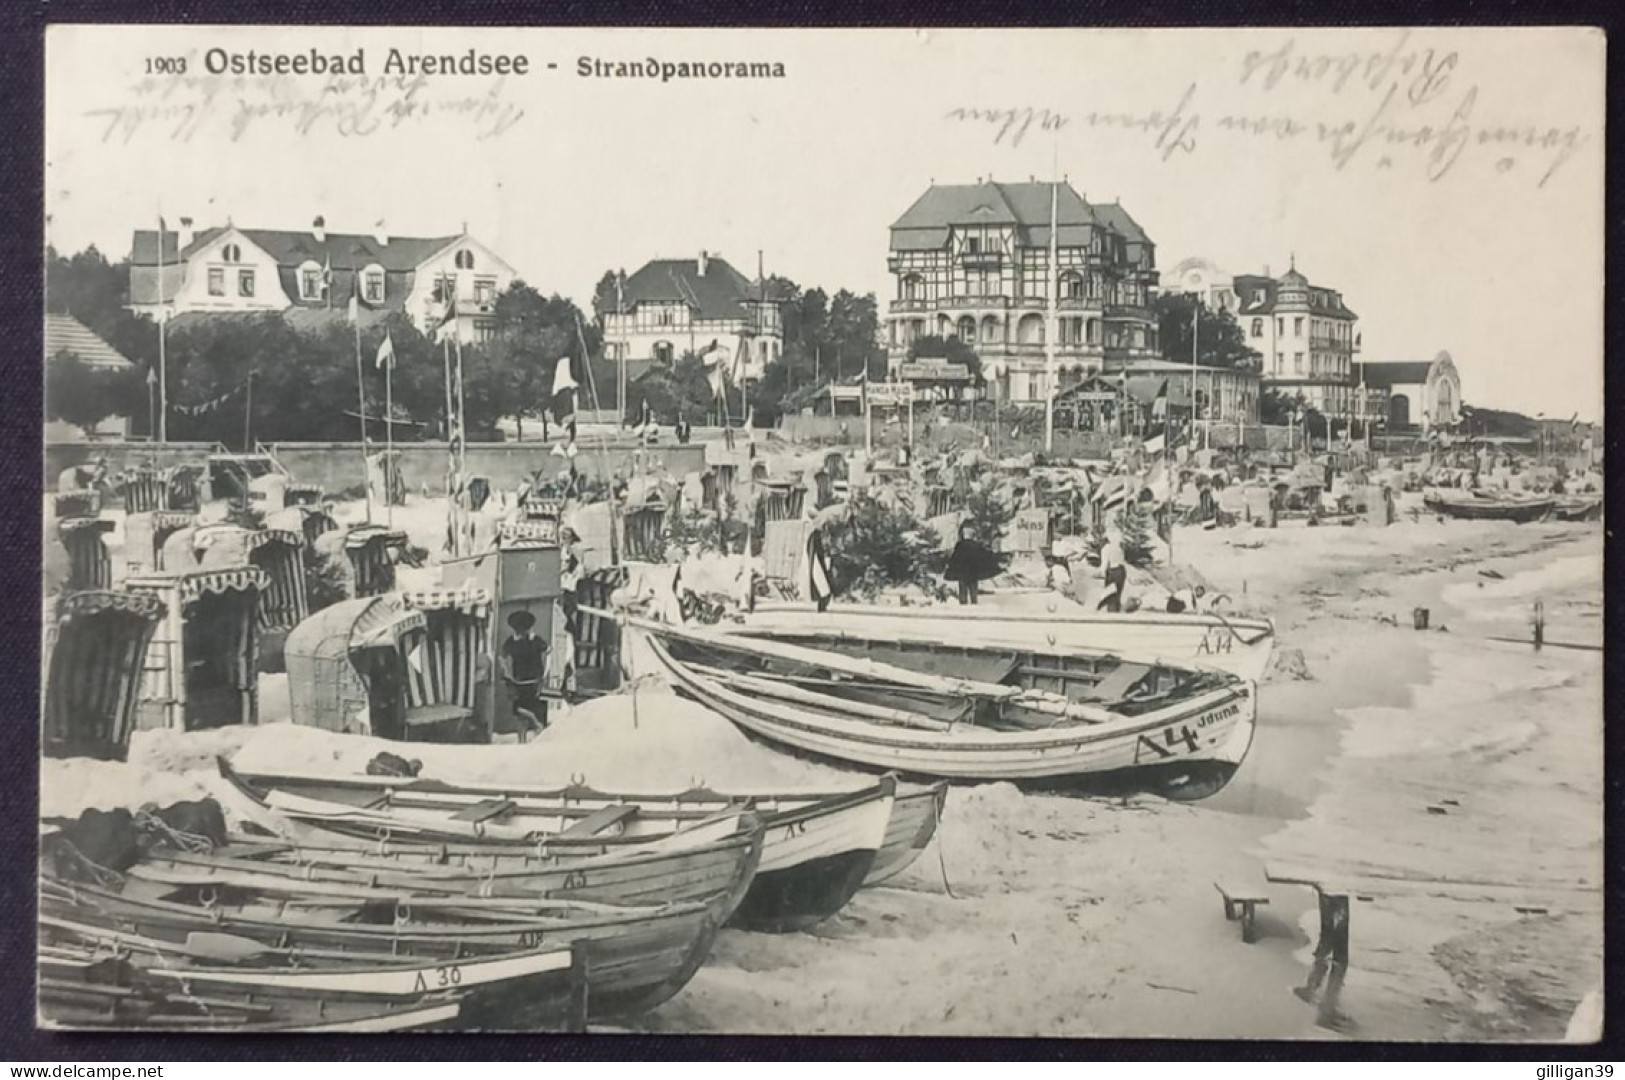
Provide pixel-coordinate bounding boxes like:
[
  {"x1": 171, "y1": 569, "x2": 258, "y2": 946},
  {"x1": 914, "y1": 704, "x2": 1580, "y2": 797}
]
[
  {"x1": 965, "y1": 236, "x2": 981, "y2": 254},
  {"x1": 362, "y1": 264, "x2": 386, "y2": 304},
  {"x1": 454, "y1": 250, "x2": 475, "y2": 270},
  {"x1": 222, "y1": 243, "x2": 242, "y2": 264},
  {"x1": 299, "y1": 260, "x2": 325, "y2": 301}
]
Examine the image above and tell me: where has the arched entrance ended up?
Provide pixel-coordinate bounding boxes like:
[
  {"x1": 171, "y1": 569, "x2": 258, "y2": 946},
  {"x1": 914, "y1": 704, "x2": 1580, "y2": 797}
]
[{"x1": 1389, "y1": 393, "x2": 1411, "y2": 428}]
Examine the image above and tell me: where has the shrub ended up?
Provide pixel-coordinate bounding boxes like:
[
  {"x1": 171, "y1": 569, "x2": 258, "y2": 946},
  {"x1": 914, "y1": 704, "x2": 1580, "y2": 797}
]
[{"x1": 824, "y1": 492, "x2": 947, "y2": 600}]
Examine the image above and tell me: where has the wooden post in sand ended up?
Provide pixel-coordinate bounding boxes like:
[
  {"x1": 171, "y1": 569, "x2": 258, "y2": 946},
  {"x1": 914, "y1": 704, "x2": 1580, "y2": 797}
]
[{"x1": 1533, "y1": 600, "x2": 1545, "y2": 650}]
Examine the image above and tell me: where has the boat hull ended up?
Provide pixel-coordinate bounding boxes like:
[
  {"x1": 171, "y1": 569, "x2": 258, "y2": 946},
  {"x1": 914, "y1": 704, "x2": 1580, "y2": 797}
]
[
  {"x1": 41, "y1": 878, "x2": 720, "y2": 1023},
  {"x1": 1423, "y1": 492, "x2": 1555, "y2": 523},
  {"x1": 741, "y1": 604, "x2": 1276, "y2": 683},
  {"x1": 864, "y1": 782, "x2": 947, "y2": 886},
  {"x1": 646, "y1": 632, "x2": 1257, "y2": 798},
  {"x1": 221, "y1": 761, "x2": 896, "y2": 931}
]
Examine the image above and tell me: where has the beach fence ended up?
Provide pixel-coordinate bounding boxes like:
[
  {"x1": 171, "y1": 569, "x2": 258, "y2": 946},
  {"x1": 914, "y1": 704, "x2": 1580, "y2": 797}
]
[{"x1": 46, "y1": 440, "x2": 710, "y2": 495}]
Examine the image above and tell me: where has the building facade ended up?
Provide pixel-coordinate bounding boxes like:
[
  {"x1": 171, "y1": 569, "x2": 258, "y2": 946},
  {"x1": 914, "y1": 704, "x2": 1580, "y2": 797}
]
[
  {"x1": 1159, "y1": 256, "x2": 1240, "y2": 314},
  {"x1": 129, "y1": 217, "x2": 519, "y2": 342},
  {"x1": 601, "y1": 253, "x2": 784, "y2": 385},
  {"x1": 1223, "y1": 261, "x2": 1360, "y2": 419},
  {"x1": 1360, "y1": 352, "x2": 1462, "y2": 432},
  {"x1": 885, "y1": 180, "x2": 1159, "y2": 405}
]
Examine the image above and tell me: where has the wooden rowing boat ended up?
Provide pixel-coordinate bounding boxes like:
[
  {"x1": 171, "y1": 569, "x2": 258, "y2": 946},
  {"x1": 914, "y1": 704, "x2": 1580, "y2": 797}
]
[
  {"x1": 1552, "y1": 495, "x2": 1603, "y2": 522},
  {"x1": 39, "y1": 946, "x2": 469, "y2": 1033},
  {"x1": 219, "y1": 760, "x2": 903, "y2": 932},
  {"x1": 40, "y1": 871, "x2": 720, "y2": 1021},
  {"x1": 39, "y1": 918, "x2": 582, "y2": 1031},
  {"x1": 625, "y1": 614, "x2": 1258, "y2": 800},
  {"x1": 741, "y1": 603, "x2": 1277, "y2": 683},
  {"x1": 1423, "y1": 490, "x2": 1555, "y2": 523}
]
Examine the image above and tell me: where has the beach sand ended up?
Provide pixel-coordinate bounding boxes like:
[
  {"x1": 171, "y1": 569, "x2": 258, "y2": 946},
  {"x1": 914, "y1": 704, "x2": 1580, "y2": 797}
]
[{"x1": 42, "y1": 489, "x2": 1604, "y2": 1041}]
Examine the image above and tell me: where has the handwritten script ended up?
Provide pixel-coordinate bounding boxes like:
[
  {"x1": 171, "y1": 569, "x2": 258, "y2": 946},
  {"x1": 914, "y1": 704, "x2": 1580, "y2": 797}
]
[
  {"x1": 84, "y1": 62, "x2": 526, "y2": 145},
  {"x1": 945, "y1": 33, "x2": 1590, "y2": 189}
]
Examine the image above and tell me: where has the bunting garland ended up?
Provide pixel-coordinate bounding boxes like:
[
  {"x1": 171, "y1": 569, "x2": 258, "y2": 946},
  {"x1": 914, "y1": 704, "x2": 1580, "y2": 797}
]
[{"x1": 170, "y1": 383, "x2": 245, "y2": 416}]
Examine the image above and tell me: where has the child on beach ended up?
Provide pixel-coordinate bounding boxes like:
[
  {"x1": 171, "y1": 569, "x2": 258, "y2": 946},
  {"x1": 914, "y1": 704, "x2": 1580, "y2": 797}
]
[{"x1": 500, "y1": 609, "x2": 549, "y2": 738}]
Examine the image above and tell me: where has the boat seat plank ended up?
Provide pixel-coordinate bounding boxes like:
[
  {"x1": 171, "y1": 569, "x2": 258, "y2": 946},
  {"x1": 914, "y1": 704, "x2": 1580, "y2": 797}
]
[
  {"x1": 1079, "y1": 662, "x2": 1151, "y2": 703},
  {"x1": 449, "y1": 798, "x2": 518, "y2": 824},
  {"x1": 554, "y1": 804, "x2": 638, "y2": 838}
]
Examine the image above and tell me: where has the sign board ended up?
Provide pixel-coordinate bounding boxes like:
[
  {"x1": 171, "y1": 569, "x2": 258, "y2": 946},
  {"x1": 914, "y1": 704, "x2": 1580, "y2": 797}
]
[
  {"x1": 898, "y1": 361, "x2": 970, "y2": 382},
  {"x1": 865, "y1": 383, "x2": 912, "y2": 406},
  {"x1": 1003, "y1": 508, "x2": 1052, "y2": 553}
]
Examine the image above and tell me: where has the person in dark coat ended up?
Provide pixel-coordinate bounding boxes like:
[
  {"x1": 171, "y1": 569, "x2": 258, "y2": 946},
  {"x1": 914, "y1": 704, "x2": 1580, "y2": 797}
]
[{"x1": 944, "y1": 523, "x2": 1003, "y2": 605}]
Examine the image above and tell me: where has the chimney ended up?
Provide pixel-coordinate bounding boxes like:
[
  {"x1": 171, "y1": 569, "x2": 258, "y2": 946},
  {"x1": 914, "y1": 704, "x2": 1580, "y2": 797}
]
[
  {"x1": 1263, "y1": 263, "x2": 1271, "y2": 279},
  {"x1": 178, "y1": 216, "x2": 195, "y2": 251},
  {"x1": 312, "y1": 215, "x2": 326, "y2": 244},
  {"x1": 374, "y1": 220, "x2": 388, "y2": 247},
  {"x1": 698, "y1": 250, "x2": 709, "y2": 276}
]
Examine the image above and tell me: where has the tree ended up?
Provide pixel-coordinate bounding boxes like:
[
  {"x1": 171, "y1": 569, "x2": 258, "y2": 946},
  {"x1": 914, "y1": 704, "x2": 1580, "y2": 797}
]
[
  {"x1": 45, "y1": 353, "x2": 145, "y2": 436},
  {"x1": 1155, "y1": 294, "x2": 1260, "y2": 371},
  {"x1": 478, "y1": 281, "x2": 590, "y2": 436}
]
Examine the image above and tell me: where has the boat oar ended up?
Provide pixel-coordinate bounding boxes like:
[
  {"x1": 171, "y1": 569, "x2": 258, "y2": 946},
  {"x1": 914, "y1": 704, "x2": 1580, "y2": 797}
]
[{"x1": 183, "y1": 930, "x2": 277, "y2": 963}]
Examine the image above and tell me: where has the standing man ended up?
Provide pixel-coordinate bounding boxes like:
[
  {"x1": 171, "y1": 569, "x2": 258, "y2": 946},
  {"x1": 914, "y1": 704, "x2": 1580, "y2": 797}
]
[
  {"x1": 500, "y1": 610, "x2": 549, "y2": 738},
  {"x1": 1097, "y1": 528, "x2": 1127, "y2": 612}
]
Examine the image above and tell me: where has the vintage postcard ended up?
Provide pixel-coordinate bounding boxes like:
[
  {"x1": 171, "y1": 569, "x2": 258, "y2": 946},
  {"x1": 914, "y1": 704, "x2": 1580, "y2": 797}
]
[{"x1": 40, "y1": 24, "x2": 1603, "y2": 1040}]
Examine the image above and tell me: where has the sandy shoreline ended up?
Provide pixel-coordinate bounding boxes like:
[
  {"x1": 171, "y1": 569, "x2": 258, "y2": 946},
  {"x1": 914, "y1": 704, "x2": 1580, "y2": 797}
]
[
  {"x1": 41, "y1": 501, "x2": 1603, "y2": 1041},
  {"x1": 637, "y1": 516, "x2": 1603, "y2": 1039}
]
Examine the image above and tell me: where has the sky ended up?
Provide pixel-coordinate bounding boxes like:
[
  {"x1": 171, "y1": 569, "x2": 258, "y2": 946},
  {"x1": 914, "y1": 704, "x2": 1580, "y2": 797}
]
[{"x1": 45, "y1": 25, "x2": 1606, "y2": 420}]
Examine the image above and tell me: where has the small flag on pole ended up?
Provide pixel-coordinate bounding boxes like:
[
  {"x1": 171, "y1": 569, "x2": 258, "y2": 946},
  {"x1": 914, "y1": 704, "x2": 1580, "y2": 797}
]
[
  {"x1": 552, "y1": 355, "x2": 579, "y2": 396},
  {"x1": 434, "y1": 277, "x2": 460, "y2": 344},
  {"x1": 376, "y1": 332, "x2": 396, "y2": 370}
]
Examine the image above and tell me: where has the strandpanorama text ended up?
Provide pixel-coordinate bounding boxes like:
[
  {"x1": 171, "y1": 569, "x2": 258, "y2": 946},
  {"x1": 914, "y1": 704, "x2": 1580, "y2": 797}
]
[{"x1": 202, "y1": 48, "x2": 530, "y2": 77}]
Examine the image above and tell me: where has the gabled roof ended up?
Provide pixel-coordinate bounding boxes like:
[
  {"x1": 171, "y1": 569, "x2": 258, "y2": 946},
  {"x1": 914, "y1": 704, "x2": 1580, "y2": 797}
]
[
  {"x1": 1233, "y1": 274, "x2": 1280, "y2": 315},
  {"x1": 1360, "y1": 361, "x2": 1438, "y2": 388},
  {"x1": 1232, "y1": 271, "x2": 1357, "y2": 319},
  {"x1": 45, "y1": 313, "x2": 134, "y2": 368},
  {"x1": 892, "y1": 181, "x2": 1097, "y2": 230},
  {"x1": 618, "y1": 256, "x2": 768, "y2": 321},
  {"x1": 132, "y1": 227, "x2": 460, "y2": 273},
  {"x1": 890, "y1": 181, "x2": 1156, "y2": 252},
  {"x1": 1090, "y1": 202, "x2": 1150, "y2": 245}
]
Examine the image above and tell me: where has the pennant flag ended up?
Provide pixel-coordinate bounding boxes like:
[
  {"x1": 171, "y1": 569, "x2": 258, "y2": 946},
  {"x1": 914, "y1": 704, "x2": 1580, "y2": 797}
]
[
  {"x1": 347, "y1": 288, "x2": 360, "y2": 325},
  {"x1": 376, "y1": 332, "x2": 396, "y2": 370},
  {"x1": 321, "y1": 255, "x2": 333, "y2": 296},
  {"x1": 552, "y1": 355, "x2": 579, "y2": 396},
  {"x1": 805, "y1": 526, "x2": 833, "y2": 607},
  {"x1": 434, "y1": 277, "x2": 460, "y2": 344}
]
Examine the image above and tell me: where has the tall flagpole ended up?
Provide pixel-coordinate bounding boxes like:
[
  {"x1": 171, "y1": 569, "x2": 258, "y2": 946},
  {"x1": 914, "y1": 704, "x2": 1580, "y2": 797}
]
[
  {"x1": 385, "y1": 349, "x2": 394, "y2": 528},
  {"x1": 156, "y1": 215, "x2": 168, "y2": 443},
  {"x1": 1190, "y1": 298, "x2": 1199, "y2": 450},
  {"x1": 1044, "y1": 163, "x2": 1059, "y2": 454},
  {"x1": 354, "y1": 288, "x2": 372, "y2": 524}
]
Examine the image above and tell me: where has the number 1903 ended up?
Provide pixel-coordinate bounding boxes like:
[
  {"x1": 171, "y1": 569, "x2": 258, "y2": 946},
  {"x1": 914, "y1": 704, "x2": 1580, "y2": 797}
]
[{"x1": 145, "y1": 57, "x2": 187, "y2": 75}]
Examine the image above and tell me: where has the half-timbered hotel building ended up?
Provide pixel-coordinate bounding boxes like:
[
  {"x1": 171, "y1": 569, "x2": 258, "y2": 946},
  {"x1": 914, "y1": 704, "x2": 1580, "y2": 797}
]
[{"x1": 885, "y1": 179, "x2": 1160, "y2": 404}]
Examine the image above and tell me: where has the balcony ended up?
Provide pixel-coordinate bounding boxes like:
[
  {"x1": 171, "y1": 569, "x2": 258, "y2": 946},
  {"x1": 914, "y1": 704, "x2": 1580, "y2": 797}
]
[
  {"x1": 1102, "y1": 304, "x2": 1153, "y2": 321},
  {"x1": 960, "y1": 251, "x2": 1004, "y2": 270},
  {"x1": 889, "y1": 299, "x2": 931, "y2": 314}
]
